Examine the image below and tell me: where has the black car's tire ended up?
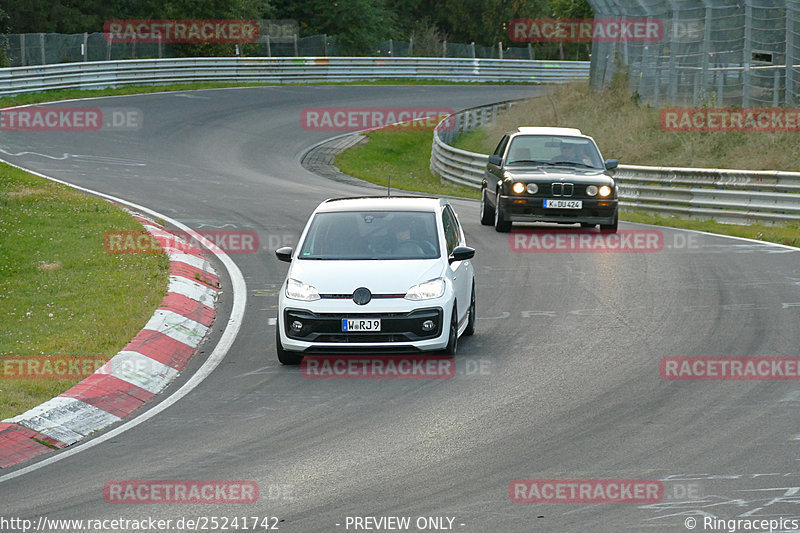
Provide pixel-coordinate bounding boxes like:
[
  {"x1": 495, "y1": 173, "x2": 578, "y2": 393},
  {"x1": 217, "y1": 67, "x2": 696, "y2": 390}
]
[
  {"x1": 599, "y1": 211, "x2": 619, "y2": 233},
  {"x1": 444, "y1": 304, "x2": 458, "y2": 356},
  {"x1": 480, "y1": 188, "x2": 494, "y2": 225},
  {"x1": 276, "y1": 326, "x2": 303, "y2": 365},
  {"x1": 580, "y1": 222, "x2": 596, "y2": 228},
  {"x1": 493, "y1": 190, "x2": 512, "y2": 232},
  {"x1": 463, "y1": 283, "x2": 475, "y2": 337}
]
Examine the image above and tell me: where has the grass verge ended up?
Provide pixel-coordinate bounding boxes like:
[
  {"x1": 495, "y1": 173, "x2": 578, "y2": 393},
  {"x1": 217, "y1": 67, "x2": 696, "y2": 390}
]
[{"x1": 0, "y1": 163, "x2": 170, "y2": 420}]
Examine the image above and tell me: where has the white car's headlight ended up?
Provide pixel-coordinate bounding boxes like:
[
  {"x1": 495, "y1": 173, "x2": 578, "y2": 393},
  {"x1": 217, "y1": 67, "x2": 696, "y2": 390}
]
[
  {"x1": 405, "y1": 278, "x2": 446, "y2": 301},
  {"x1": 285, "y1": 278, "x2": 320, "y2": 301}
]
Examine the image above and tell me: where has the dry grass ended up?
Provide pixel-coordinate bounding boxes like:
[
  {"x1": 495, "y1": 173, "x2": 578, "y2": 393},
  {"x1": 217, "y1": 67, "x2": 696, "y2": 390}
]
[{"x1": 454, "y1": 80, "x2": 800, "y2": 171}]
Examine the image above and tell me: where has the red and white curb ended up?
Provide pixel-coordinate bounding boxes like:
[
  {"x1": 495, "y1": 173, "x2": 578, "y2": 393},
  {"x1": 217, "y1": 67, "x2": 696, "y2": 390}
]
[{"x1": 0, "y1": 209, "x2": 219, "y2": 468}]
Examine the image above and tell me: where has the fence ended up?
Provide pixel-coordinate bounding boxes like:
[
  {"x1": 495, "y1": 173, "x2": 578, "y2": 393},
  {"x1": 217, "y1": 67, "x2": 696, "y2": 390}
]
[
  {"x1": 0, "y1": 32, "x2": 543, "y2": 68},
  {"x1": 0, "y1": 57, "x2": 590, "y2": 97},
  {"x1": 430, "y1": 104, "x2": 800, "y2": 225},
  {"x1": 587, "y1": 0, "x2": 800, "y2": 108}
]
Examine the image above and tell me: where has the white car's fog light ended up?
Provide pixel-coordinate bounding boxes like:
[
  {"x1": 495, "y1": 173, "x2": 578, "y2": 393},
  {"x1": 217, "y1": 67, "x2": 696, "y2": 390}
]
[
  {"x1": 291, "y1": 321, "x2": 303, "y2": 331},
  {"x1": 422, "y1": 320, "x2": 435, "y2": 331}
]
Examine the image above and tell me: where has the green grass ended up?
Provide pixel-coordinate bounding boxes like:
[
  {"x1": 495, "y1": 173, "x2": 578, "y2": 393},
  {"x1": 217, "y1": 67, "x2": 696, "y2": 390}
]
[
  {"x1": 335, "y1": 129, "x2": 480, "y2": 199},
  {"x1": 0, "y1": 163, "x2": 170, "y2": 420}
]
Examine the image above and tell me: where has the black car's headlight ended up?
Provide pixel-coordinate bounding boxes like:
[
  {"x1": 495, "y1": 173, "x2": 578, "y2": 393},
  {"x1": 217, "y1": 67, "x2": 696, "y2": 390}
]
[
  {"x1": 598, "y1": 185, "x2": 612, "y2": 197},
  {"x1": 586, "y1": 185, "x2": 598, "y2": 196},
  {"x1": 512, "y1": 182, "x2": 525, "y2": 194},
  {"x1": 526, "y1": 183, "x2": 539, "y2": 194}
]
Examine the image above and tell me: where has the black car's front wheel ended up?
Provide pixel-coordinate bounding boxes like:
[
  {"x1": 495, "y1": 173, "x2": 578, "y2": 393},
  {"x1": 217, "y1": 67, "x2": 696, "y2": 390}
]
[
  {"x1": 480, "y1": 188, "x2": 494, "y2": 225},
  {"x1": 493, "y1": 190, "x2": 512, "y2": 233},
  {"x1": 599, "y1": 211, "x2": 619, "y2": 233}
]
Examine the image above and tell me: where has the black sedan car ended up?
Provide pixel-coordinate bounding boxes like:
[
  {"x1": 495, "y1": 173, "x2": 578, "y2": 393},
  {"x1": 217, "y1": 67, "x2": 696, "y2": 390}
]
[{"x1": 480, "y1": 127, "x2": 619, "y2": 232}]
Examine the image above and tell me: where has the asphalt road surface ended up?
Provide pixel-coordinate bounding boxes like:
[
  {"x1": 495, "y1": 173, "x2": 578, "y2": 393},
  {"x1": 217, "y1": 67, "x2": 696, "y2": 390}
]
[{"x1": 1, "y1": 84, "x2": 799, "y2": 533}]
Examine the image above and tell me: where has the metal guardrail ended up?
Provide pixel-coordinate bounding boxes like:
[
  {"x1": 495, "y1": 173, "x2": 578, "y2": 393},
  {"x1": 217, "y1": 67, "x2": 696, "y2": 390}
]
[
  {"x1": 430, "y1": 104, "x2": 800, "y2": 225},
  {"x1": 0, "y1": 57, "x2": 590, "y2": 96}
]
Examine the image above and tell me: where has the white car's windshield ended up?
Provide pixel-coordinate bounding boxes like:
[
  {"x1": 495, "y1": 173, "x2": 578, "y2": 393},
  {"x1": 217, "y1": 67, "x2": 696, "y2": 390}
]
[{"x1": 298, "y1": 211, "x2": 440, "y2": 260}]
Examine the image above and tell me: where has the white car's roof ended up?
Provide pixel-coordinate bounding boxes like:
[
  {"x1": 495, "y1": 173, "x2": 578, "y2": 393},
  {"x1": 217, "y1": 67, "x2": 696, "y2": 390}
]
[
  {"x1": 317, "y1": 196, "x2": 444, "y2": 213},
  {"x1": 515, "y1": 126, "x2": 583, "y2": 136}
]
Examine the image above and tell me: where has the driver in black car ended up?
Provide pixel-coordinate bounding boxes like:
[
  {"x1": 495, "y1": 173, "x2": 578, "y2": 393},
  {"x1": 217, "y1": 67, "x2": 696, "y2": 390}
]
[{"x1": 552, "y1": 142, "x2": 593, "y2": 166}]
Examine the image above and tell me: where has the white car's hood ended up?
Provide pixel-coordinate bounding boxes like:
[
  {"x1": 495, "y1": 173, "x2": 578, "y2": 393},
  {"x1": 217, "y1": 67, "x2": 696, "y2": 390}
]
[{"x1": 288, "y1": 259, "x2": 444, "y2": 294}]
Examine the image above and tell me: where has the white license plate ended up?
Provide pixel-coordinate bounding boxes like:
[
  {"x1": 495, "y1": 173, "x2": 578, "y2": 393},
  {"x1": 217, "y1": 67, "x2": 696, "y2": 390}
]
[
  {"x1": 342, "y1": 319, "x2": 381, "y2": 332},
  {"x1": 544, "y1": 199, "x2": 582, "y2": 209}
]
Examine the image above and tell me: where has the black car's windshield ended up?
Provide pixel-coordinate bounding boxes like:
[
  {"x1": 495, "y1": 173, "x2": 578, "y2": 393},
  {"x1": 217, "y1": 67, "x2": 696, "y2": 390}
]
[
  {"x1": 506, "y1": 135, "x2": 604, "y2": 169},
  {"x1": 298, "y1": 211, "x2": 440, "y2": 260}
]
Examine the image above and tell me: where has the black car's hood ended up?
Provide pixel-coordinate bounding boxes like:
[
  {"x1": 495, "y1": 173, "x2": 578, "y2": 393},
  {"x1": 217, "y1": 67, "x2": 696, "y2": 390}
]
[{"x1": 504, "y1": 166, "x2": 615, "y2": 185}]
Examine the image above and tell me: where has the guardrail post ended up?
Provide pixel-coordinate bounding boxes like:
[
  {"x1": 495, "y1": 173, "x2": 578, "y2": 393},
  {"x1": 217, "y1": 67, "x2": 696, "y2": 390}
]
[
  {"x1": 498, "y1": 42, "x2": 503, "y2": 60},
  {"x1": 743, "y1": 4, "x2": 752, "y2": 107},
  {"x1": 157, "y1": 35, "x2": 162, "y2": 59},
  {"x1": 409, "y1": 36, "x2": 413, "y2": 56},
  {"x1": 773, "y1": 69, "x2": 781, "y2": 106},
  {"x1": 717, "y1": 69, "x2": 724, "y2": 105},
  {"x1": 266, "y1": 35, "x2": 271, "y2": 57},
  {"x1": 293, "y1": 34, "x2": 298, "y2": 57},
  {"x1": 323, "y1": 34, "x2": 328, "y2": 56},
  {"x1": 470, "y1": 42, "x2": 475, "y2": 59},
  {"x1": 787, "y1": 10, "x2": 795, "y2": 105},
  {"x1": 20, "y1": 34, "x2": 25, "y2": 66},
  {"x1": 389, "y1": 38, "x2": 393, "y2": 56},
  {"x1": 39, "y1": 33, "x2": 45, "y2": 65},
  {"x1": 106, "y1": 33, "x2": 111, "y2": 61},
  {"x1": 528, "y1": 43, "x2": 534, "y2": 60},
  {"x1": 82, "y1": 33, "x2": 87, "y2": 61},
  {"x1": 442, "y1": 40, "x2": 447, "y2": 58}
]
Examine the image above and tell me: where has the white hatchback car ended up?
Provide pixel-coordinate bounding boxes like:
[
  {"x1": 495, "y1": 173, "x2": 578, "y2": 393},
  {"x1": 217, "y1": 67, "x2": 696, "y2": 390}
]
[{"x1": 275, "y1": 196, "x2": 476, "y2": 364}]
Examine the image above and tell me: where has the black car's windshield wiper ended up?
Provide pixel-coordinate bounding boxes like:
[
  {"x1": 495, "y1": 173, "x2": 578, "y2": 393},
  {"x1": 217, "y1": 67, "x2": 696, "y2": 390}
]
[
  {"x1": 548, "y1": 160, "x2": 598, "y2": 169},
  {"x1": 506, "y1": 159, "x2": 554, "y2": 166}
]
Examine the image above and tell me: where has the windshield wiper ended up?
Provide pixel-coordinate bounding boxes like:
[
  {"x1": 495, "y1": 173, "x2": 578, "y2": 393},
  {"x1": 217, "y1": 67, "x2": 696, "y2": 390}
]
[
  {"x1": 506, "y1": 159, "x2": 553, "y2": 166},
  {"x1": 548, "y1": 160, "x2": 598, "y2": 169}
]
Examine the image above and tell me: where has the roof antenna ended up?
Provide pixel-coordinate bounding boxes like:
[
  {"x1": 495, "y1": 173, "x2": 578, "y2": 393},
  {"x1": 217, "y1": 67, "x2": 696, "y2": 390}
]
[{"x1": 387, "y1": 175, "x2": 391, "y2": 197}]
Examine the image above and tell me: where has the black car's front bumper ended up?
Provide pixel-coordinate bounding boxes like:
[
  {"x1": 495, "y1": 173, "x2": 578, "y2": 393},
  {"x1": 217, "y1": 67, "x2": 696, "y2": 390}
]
[{"x1": 498, "y1": 195, "x2": 618, "y2": 224}]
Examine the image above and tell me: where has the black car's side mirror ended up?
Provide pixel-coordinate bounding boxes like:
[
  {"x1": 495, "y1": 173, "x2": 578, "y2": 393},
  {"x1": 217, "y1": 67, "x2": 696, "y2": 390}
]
[
  {"x1": 275, "y1": 247, "x2": 293, "y2": 263},
  {"x1": 488, "y1": 154, "x2": 502, "y2": 166},
  {"x1": 449, "y1": 246, "x2": 475, "y2": 264},
  {"x1": 604, "y1": 159, "x2": 619, "y2": 170}
]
